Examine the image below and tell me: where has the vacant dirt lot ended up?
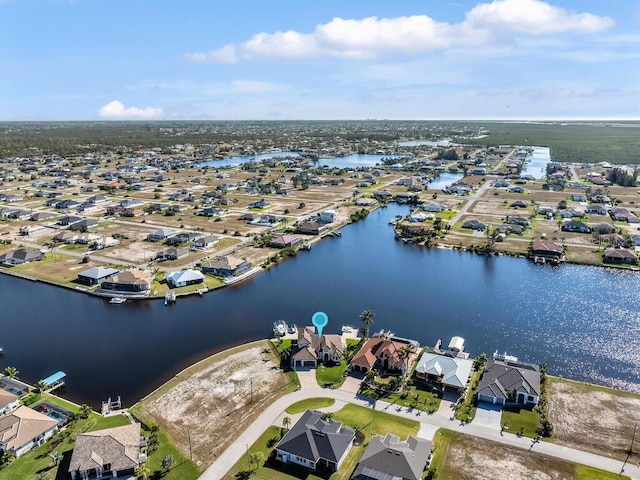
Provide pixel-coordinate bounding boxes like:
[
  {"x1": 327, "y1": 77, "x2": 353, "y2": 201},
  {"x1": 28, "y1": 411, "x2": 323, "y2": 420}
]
[
  {"x1": 441, "y1": 431, "x2": 575, "y2": 480},
  {"x1": 140, "y1": 341, "x2": 293, "y2": 467},
  {"x1": 548, "y1": 378, "x2": 640, "y2": 461}
]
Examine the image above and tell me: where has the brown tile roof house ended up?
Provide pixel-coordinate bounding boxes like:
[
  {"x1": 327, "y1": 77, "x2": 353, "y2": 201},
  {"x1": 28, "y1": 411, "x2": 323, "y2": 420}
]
[
  {"x1": 201, "y1": 255, "x2": 252, "y2": 277},
  {"x1": 0, "y1": 405, "x2": 58, "y2": 457},
  {"x1": 269, "y1": 234, "x2": 303, "y2": 248},
  {"x1": 297, "y1": 220, "x2": 327, "y2": 235},
  {"x1": 350, "y1": 334, "x2": 418, "y2": 374},
  {"x1": 69, "y1": 423, "x2": 144, "y2": 480},
  {"x1": 603, "y1": 247, "x2": 638, "y2": 265},
  {"x1": 291, "y1": 327, "x2": 344, "y2": 369},
  {"x1": 530, "y1": 239, "x2": 564, "y2": 260},
  {"x1": 101, "y1": 270, "x2": 152, "y2": 293},
  {"x1": 0, "y1": 389, "x2": 19, "y2": 416}
]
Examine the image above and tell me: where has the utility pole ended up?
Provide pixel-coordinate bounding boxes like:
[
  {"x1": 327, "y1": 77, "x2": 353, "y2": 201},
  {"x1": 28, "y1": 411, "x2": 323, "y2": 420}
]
[
  {"x1": 188, "y1": 429, "x2": 192, "y2": 460},
  {"x1": 250, "y1": 377, "x2": 253, "y2": 404},
  {"x1": 630, "y1": 421, "x2": 638, "y2": 455}
]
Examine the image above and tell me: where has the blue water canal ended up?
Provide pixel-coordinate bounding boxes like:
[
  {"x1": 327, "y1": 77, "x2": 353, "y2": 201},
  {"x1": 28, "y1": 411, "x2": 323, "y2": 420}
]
[{"x1": 1, "y1": 203, "x2": 639, "y2": 408}]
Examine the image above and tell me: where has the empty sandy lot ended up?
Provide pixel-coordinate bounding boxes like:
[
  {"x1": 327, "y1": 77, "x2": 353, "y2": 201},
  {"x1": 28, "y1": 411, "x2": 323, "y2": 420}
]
[{"x1": 548, "y1": 378, "x2": 640, "y2": 461}]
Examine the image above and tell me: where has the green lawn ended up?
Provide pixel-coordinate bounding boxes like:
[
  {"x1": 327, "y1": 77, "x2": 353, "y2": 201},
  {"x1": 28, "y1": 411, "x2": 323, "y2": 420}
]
[
  {"x1": 429, "y1": 428, "x2": 456, "y2": 474},
  {"x1": 316, "y1": 360, "x2": 348, "y2": 388},
  {"x1": 0, "y1": 412, "x2": 129, "y2": 480},
  {"x1": 501, "y1": 406, "x2": 539, "y2": 438},
  {"x1": 575, "y1": 465, "x2": 629, "y2": 480},
  {"x1": 454, "y1": 368, "x2": 483, "y2": 422},
  {"x1": 223, "y1": 403, "x2": 420, "y2": 480},
  {"x1": 285, "y1": 398, "x2": 336, "y2": 414}
]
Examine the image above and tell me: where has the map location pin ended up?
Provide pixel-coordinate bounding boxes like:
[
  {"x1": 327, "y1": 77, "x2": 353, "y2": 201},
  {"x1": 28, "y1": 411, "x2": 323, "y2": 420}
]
[{"x1": 312, "y1": 311, "x2": 329, "y2": 337}]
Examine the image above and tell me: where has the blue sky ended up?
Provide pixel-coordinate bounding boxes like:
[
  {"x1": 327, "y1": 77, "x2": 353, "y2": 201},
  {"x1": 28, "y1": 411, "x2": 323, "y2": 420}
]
[{"x1": 1, "y1": 0, "x2": 638, "y2": 120}]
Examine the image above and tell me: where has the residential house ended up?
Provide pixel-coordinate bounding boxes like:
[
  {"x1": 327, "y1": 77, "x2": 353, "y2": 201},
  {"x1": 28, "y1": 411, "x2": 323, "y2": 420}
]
[
  {"x1": 0, "y1": 249, "x2": 44, "y2": 266},
  {"x1": 69, "y1": 218, "x2": 99, "y2": 231},
  {"x1": 275, "y1": 410, "x2": 355, "y2": 472},
  {"x1": 319, "y1": 210, "x2": 337, "y2": 223},
  {"x1": 165, "y1": 269, "x2": 205, "y2": 287},
  {"x1": 101, "y1": 270, "x2": 151, "y2": 293},
  {"x1": 603, "y1": 248, "x2": 638, "y2": 265},
  {"x1": 55, "y1": 199, "x2": 81, "y2": 210},
  {"x1": 508, "y1": 187, "x2": 525, "y2": 194},
  {"x1": 421, "y1": 202, "x2": 445, "y2": 213},
  {"x1": 120, "y1": 199, "x2": 144, "y2": 209},
  {"x1": 530, "y1": 240, "x2": 564, "y2": 261},
  {"x1": 193, "y1": 235, "x2": 219, "y2": 249},
  {"x1": 585, "y1": 205, "x2": 608, "y2": 215},
  {"x1": 30, "y1": 212, "x2": 55, "y2": 222},
  {"x1": 201, "y1": 256, "x2": 252, "y2": 278},
  {"x1": 297, "y1": 220, "x2": 327, "y2": 235},
  {"x1": 414, "y1": 352, "x2": 474, "y2": 392},
  {"x1": 77, "y1": 267, "x2": 121, "y2": 286},
  {"x1": 146, "y1": 228, "x2": 176, "y2": 242},
  {"x1": 461, "y1": 219, "x2": 486, "y2": 231},
  {"x1": 0, "y1": 406, "x2": 58, "y2": 458},
  {"x1": 477, "y1": 356, "x2": 540, "y2": 406},
  {"x1": 155, "y1": 247, "x2": 189, "y2": 261},
  {"x1": 609, "y1": 208, "x2": 639, "y2": 223},
  {"x1": 352, "y1": 434, "x2": 431, "y2": 480},
  {"x1": 561, "y1": 220, "x2": 591, "y2": 233},
  {"x1": 7, "y1": 209, "x2": 31, "y2": 220},
  {"x1": 199, "y1": 207, "x2": 227, "y2": 217},
  {"x1": 350, "y1": 332, "x2": 419, "y2": 374},
  {"x1": 571, "y1": 194, "x2": 587, "y2": 202},
  {"x1": 592, "y1": 222, "x2": 617, "y2": 234},
  {"x1": 0, "y1": 389, "x2": 19, "y2": 416},
  {"x1": 248, "y1": 199, "x2": 270, "y2": 209},
  {"x1": 68, "y1": 423, "x2": 145, "y2": 480},
  {"x1": 510, "y1": 200, "x2": 528, "y2": 208},
  {"x1": 57, "y1": 215, "x2": 84, "y2": 227},
  {"x1": 269, "y1": 234, "x2": 303, "y2": 248},
  {"x1": 291, "y1": 326, "x2": 345, "y2": 369}
]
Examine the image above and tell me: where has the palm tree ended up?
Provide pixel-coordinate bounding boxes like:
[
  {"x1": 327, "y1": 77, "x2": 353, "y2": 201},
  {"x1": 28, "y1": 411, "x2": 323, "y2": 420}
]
[
  {"x1": 359, "y1": 310, "x2": 375, "y2": 338},
  {"x1": 136, "y1": 464, "x2": 150, "y2": 480},
  {"x1": 249, "y1": 451, "x2": 264, "y2": 472},
  {"x1": 397, "y1": 346, "x2": 413, "y2": 375},
  {"x1": 3, "y1": 366, "x2": 18, "y2": 380},
  {"x1": 282, "y1": 416, "x2": 291, "y2": 431},
  {"x1": 37, "y1": 380, "x2": 48, "y2": 395}
]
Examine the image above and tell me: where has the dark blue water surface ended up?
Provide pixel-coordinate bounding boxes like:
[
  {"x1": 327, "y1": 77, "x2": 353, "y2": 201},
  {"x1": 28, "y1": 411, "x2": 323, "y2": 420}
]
[{"x1": 1, "y1": 204, "x2": 639, "y2": 408}]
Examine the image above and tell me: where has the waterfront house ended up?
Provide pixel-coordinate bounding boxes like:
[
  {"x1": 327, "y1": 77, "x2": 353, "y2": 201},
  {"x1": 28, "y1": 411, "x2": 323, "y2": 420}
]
[
  {"x1": 297, "y1": 220, "x2": 327, "y2": 235},
  {"x1": 530, "y1": 239, "x2": 564, "y2": 261},
  {"x1": 155, "y1": 247, "x2": 189, "y2": 261},
  {"x1": 0, "y1": 405, "x2": 58, "y2": 458},
  {"x1": 319, "y1": 210, "x2": 338, "y2": 223},
  {"x1": 275, "y1": 410, "x2": 354, "y2": 472},
  {"x1": 201, "y1": 256, "x2": 252, "y2": 278},
  {"x1": 561, "y1": 220, "x2": 591, "y2": 233},
  {"x1": 603, "y1": 247, "x2": 638, "y2": 265},
  {"x1": 352, "y1": 433, "x2": 431, "y2": 480},
  {"x1": 146, "y1": 228, "x2": 176, "y2": 242},
  {"x1": 291, "y1": 326, "x2": 344, "y2": 368},
  {"x1": 101, "y1": 270, "x2": 151, "y2": 293},
  {"x1": 414, "y1": 352, "x2": 474, "y2": 392},
  {"x1": 68, "y1": 423, "x2": 146, "y2": 480},
  {"x1": 269, "y1": 234, "x2": 303, "y2": 249},
  {"x1": 350, "y1": 332, "x2": 419, "y2": 374},
  {"x1": 0, "y1": 389, "x2": 19, "y2": 416},
  {"x1": 421, "y1": 202, "x2": 445, "y2": 212},
  {"x1": 165, "y1": 269, "x2": 205, "y2": 288},
  {"x1": 477, "y1": 357, "x2": 540, "y2": 406},
  {"x1": 0, "y1": 248, "x2": 45, "y2": 266},
  {"x1": 77, "y1": 266, "x2": 121, "y2": 286}
]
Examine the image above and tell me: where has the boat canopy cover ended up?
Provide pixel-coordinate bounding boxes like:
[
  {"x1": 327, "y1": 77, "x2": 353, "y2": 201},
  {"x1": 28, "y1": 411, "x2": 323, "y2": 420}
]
[{"x1": 43, "y1": 371, "x2": 66, "y2": 385}]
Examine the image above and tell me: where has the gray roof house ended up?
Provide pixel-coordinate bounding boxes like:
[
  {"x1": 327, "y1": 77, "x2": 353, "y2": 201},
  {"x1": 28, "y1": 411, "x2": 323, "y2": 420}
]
[
  {"x1": 0, "y1": 249, "x2": 45, "y2": 266},
  {"x1": 275, "y1": 410, "x2": 354, "y2": 472},
  {"x1": 477, "y1": 358, "x2": 541, "y2": 406},
  {"x1": 77, "y1": 266, "x2": 120, "y2": 286},
  {"x1": 68, "y1": 423, "x2": 145, "y2": 480},
  {"x1": 352, "y1": 433, "x2": 432, "y2": 480}
]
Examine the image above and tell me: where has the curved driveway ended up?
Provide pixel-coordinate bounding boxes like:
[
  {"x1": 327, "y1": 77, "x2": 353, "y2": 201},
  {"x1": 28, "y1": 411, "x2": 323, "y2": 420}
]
[{"x1": 199, "y1": 382, "x2": 639, "y2": 479}]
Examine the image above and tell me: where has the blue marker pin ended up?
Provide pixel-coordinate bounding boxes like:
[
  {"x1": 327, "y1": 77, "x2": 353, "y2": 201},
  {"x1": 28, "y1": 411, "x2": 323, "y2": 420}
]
[{"x1": 312, "y1": 311, "x2": 329, "y2": 337}]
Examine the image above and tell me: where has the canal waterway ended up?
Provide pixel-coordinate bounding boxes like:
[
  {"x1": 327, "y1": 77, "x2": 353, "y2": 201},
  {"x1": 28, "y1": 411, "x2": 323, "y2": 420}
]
[
  {"x1": 1, "y1": 204, "x2": 639, "y2": 408},
  {"x1": 200, "y1": 152, "x2": 403, "y2": 169}
]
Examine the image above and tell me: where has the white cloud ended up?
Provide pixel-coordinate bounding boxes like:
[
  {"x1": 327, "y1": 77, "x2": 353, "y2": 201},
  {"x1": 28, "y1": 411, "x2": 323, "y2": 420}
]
[
  {"x1": 97, "y1": 100, "x2": 164, "y2": 120},
  {"x1": 186, "y1": 0, "x2": 613, "y2": 64}
]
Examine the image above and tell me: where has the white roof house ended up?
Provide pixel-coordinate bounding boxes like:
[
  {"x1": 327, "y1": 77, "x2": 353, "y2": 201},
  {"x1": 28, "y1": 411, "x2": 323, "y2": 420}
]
[
  {"x1": 165, "y1": 269, "x2": 205, "y2": 287},
  {"x1": 415, "y1": 353, "x2": 474, "y2": 390}
]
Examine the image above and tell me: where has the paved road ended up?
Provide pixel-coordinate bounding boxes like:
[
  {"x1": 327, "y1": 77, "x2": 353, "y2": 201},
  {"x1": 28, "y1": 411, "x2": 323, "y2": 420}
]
[
  {"x1": 199, "y1": 383, "x2": 639, "y2": 479},
  {"x1": 448, "y1": 178, "x2": 494, "y2": 227}
]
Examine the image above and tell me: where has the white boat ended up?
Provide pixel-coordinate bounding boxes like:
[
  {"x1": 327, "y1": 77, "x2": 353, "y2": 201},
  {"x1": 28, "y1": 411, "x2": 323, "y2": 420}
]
[
  {"x1": 273, "y1": 320, "x2": 287, "y2": 337},
  {"x1": 109, "y1": 297, "x2": 126, "y2": 304},
  {"x1": 165, "y1": 291, "x2": 176, "y2": 305},
  {"x1": 287, "y1": 323, "x2": 297, "y2": 335}
]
